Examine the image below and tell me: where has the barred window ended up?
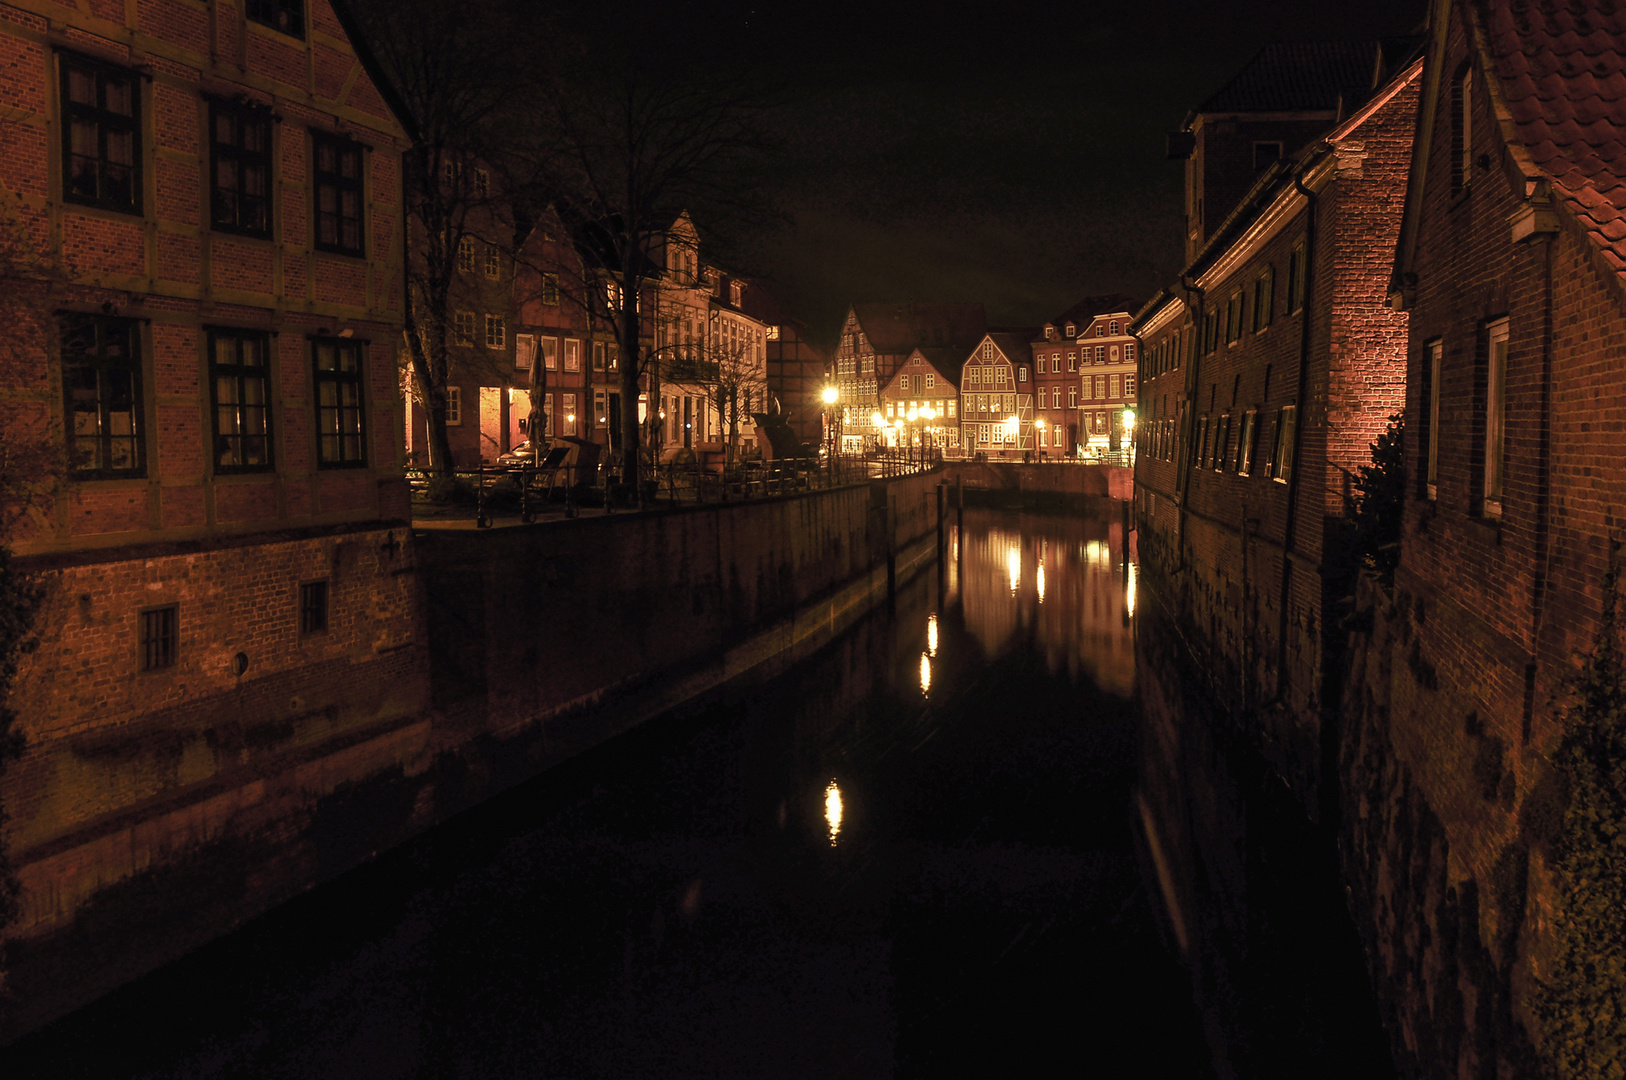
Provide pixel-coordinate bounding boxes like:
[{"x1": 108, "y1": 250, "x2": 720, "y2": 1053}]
[
  {"x1": 299, "y1": 581, "x2": 328, "y2": 635},
  {"x1": 313, "y1": 133, "x2": 363, "y2": 256},
  {"x1": 140, "y1": 605, "x2": 178, "y2": 671},
  {"x1": 312, "y1": 338, "x2": 365, "y2": 467},
  {"x1": 62, "y1": 315, "x2": 143, "y2": 477},
  {"x1": 62, "y1": 53, "x2": 140, "y2": 213},
  {"x1": 210, "y1": 328, "x2": 273, "y2": 471}
]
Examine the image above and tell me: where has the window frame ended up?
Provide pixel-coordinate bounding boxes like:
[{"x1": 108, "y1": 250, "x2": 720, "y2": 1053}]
[
  {"x1": 59, "y1": 51, "x2": 142, "y2": 215},
  {"x1": 299, "y1": 580, "x2": 329, "y2": 636},
  {"x1": 139, "y1": 604, "x2": 179, "y2": 672},
  {"x1": 484, "y1": 314, "x2": 505, "y2": 350},
  {"x1": 208, "y1": 326, "x2": 275, "y2": 474},
  {"x1": 445, "y1": 384, "x2": 462, "y2": 426},
  {"x1": 311, "y1": 132, "x2": 365, "y2": 257},
  {"x1": 1425, "y1": 338, "x2": 1443, "y2": 500},
  {"x1": 61, "y1": 313, "x2": 145, "y2": 478},
  {"x1": 246, "y1": 0, "x2": 305, "y2": 39},
  {"x1": 1287, "y1": 242, "x2": 1306, "y2": 314},
  {"x1": 208, "y1": 100, "x2": 273, "y2": 238},
  {"x1": 1482, "y1": 318, "x2": 1508, "y2": 515},
  {"x1": 311, "y1": 336, "x2": 367, "y2": 468}
]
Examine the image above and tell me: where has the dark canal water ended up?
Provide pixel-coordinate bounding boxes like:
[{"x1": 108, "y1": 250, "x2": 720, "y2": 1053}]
[{"x1": 3, "y1": 505, "x2": 1393, "y2": 1079}]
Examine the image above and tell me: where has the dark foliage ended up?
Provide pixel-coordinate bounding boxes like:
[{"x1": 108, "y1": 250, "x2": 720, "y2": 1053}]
[{"x1": 1349, "y1": 415, "x2": 1405, "y2": 585}]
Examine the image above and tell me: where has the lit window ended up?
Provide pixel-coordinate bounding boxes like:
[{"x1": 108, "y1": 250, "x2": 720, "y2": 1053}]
[
  {"x1": 62, "y1": 315, "x2": 143, "y2": 477},
  {"x1": 210, "y1": 328, "x2": 273, "y2": 472},
  {"x1": 312, "y1": 337, "x2": 366, "y2": 467},
  {"x1": 564, "y1": 339, "x2": 581, "y2": 371}
]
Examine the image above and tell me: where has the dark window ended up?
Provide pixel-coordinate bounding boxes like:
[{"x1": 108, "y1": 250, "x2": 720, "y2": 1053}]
[
  {"x1": 1226, "y1": 293, "x2": 1245, "y2": 344},
  {"x1": 313, "y1": 134, "x2": 364, "y2": 256},
  {"x1": 299, "y1": 580, "x2": 328, "y2": 635},
  {"x1": 61, "y1": 53, "x2": 140, "y2": 213},
  {"x1": 247, "y1": 0, "x2": 304, "y2": 38},
  {"x1": 1453, "y1": 65, "x2": 1473, "y2": 194},
  {"x1": 1253, "y1": 141, "x2": 1283, "y2": 171},
  {"x1": 542, "y1": 273, "x2": 559, "y2": 305},
  {"x1": 1213, "y1": 413, "x2": 1231, "y2": 471},
  {"x1": 1287, "y1": 242, "x2": 1306, "y2": 314},
  {"x1": 210, "y1": 102, "x2": 271, "y2": 236},
  {"x1": 210, "y1": 328, "x2": 273, "y2": 471},
  {"x1": 312, "y1": 337, "x2": 366, "y2": 466},
  {"x1": 140, "y1": 605, "x2": 177, "y2": 671},
  {"x1": 62, "y1": 314, "x2": 143, "y2": 477},
  {"x1": 1253, "y1": 268, "x2": 1274, "y2": 332}
]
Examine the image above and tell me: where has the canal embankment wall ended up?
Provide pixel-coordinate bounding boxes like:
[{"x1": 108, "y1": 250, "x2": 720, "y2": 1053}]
[{"x1": 0, "y1": 470, "x2": 944, "y2": 1043}]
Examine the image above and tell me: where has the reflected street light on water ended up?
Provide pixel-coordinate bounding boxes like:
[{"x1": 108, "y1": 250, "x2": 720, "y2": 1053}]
[
  {"x1": 1007, "y1": 545, "x2": 1021, "y2": 594},
  {"x1": 824, "y1": 780, "x2": 843, "y2": 846},
  {"x1": 919, "y1": 651, "x2": 932, "y2": 696},
  {"x1": 927, "y1": 613, "x2": 938, "y2": 657}
]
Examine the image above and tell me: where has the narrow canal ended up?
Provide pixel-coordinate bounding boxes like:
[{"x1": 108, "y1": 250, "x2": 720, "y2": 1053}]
[{"x1": 4, "y1": 504, "x2": 1392, "y2": 1078}]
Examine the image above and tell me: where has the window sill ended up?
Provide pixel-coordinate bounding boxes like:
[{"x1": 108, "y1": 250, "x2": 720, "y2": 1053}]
[{"x1": 313, "y1": 245, "x2": 366, "y2": 260}]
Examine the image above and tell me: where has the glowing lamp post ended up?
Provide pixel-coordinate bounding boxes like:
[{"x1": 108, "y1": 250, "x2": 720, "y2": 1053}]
[
  {"x1": 821, "y1": 385, "x2": 839, "y2": 481},
  {"x1": 1034, "y1": 416, "x2": 1046, "y2": 459}
]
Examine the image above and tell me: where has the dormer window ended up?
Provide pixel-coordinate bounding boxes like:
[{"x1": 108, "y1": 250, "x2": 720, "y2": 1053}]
[
  {"x1": 1065, "y1": 324, "x2": 1075, "y2": 337},
  {"x1": 1109, "y1": 320, "x2": 1119, "y2": 334},
  {"x1": 1045, "y1": 326, "x2": 1056, "y2": 341},
  {"x1": 729, "y1": 281, "x2": 741, "y2": 305},
  {"x1": 1096, "y1": 325, "x2": 1105, "y2": 337}
]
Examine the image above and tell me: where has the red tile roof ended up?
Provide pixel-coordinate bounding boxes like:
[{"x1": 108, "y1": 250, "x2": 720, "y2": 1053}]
[{"x1": 1483, "y1": 0, "x2": 1626, "y2": 278}]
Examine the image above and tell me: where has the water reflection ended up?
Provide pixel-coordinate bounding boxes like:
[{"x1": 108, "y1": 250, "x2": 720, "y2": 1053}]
[
  {"x1": 926, "y1": 613, "x2": 939, "y2": 657},
  {"x1": 918, "y1": 652, "x2": 932, "y2": 697},
  {"x1": 947, "y1": 508, "x2": 1136, "y2": 697},
  {"x1": 824, "y1": 779, "x2": 843, "y2": 846}
]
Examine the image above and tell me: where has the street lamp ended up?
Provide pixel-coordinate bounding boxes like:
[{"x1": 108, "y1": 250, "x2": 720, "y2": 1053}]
[
  {"x1": 922, "y1": 406, "x2": 936, "y2": 463},
  {"x1": 1122, "y1": 408, "x2": 1136, "y2": 464},
  {"x1": 822, "y1": 385, "x2": 839, "y2": 480},
  {"x1": 1034, "y1": 415, "x2": 1046, "y2": 458}
]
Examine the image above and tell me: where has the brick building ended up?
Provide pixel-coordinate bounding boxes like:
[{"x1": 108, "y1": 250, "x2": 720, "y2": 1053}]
[
  {"x1": 1132, "y1": 47, "x2": 1421, "y2": 797},
  {"x1": 877, "y1": 346, "x2": 960, "y2": 454},
  {"x1": 830, "y1": 302, "x2": 985, "y2": 451},
  {"x1": 958, "y1": 330, "x2": 1038, "y2": 457},
  {"x1": 0, "y1": 0, "x2": 422, "y2": 993},
  {"x1": 1341, "y1": 2, "x2": 1626, "y2": 1074},
  {"x1": 1031, "y1": 294, "x2": 1139, "y2": 457}
]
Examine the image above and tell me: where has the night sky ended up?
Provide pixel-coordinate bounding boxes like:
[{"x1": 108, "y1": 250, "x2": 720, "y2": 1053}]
[{"x1": 646, "y1": 0, "x2": 1431, "y2": 341}]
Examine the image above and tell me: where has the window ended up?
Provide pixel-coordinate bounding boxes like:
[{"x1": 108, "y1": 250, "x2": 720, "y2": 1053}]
[
  {"x1": 561, "y1": 392, "x2": 577, "y2": 434},
  {"x1": 947, "y1": 400, "x2": 956, "y2": 418},
  {"x1": 1096, "y1": 346, "x2": 1106, "y2": 363},
  {"x1": 1109, "y1": 375, "x2": 1121, "y2": 399},
  {"x1": 593, "y1": 341, "x2": 606, "y2": 370},
  {"x1": 1425, "y1": 338, "x2": 1442, "y2": 499},
  {"x1": 299, "y1": 581, "x2": 328, "y2": 635},
  {"x1": 1124, "y1": 375, "x2": 1137, "y2": 398},
  {"x1": 1096, "y1": 325, "x2": 1105, "y2": 337},
  {"x1": 61, "y1": 53, "x2": 140, "y2": 213},
  {"x1": 247, "y1": 0, "x2": 304, "y2": 37},
  {"x1": 542, "y1": 336, "x2": 558, "y2": 370},
  {"x1": 475, "y1": 169, "x2": 489, "y2": 198},
  {"x1": 1252, "y1": 267, "x2": 1274, "y2": 332},
  {"x1": 981, "y1": 342, "x2": 994, "y2": 360},
  {"x1": 210, "y1": 102, "x2": 271, "y2": 236},
  {"x1": 564, "y1": 338, "x2": 580, "y2": 371},
  {"x1": 1226, "y1": 292, "x2": 1244, "y2": 344},
  {"x1": 1065, "y1": 323, "x2": 1075, "y2": 337},
  {"x1": 1483, "y1": 319, "x2": 1508, "y2": 512},
  {"x1": 1454, "y1": 66, "x2": 1473, "y2": 193},
  {"x1": 926, "y1": 373, "x2": 935, "y2": 388},
  {"x1": 445, "y1": 385, "x2": 462, "y2": 425},
  {"x1": 1068, "y1": 386, "x2": 1077, "y2": 408},
  {"x1": 1094, "y1": 375, "x2": 1107, "y2": 398},
  {"x1": 484, "y1": 247, "x2": 501, "y2": 279},
  {"x1": 1109, "y1": 320, "x2": 1119, "y2": 334},
  {"x1": 1125, "y1": 343, "x2": 1136, "y2": 361},
  {"x1": 542, "y1": 273, "x2": 559, "y2": 305},
  {"x1": 210, "y1": 328, "x2": 273, "y2": 472},
  {"x1": 1268, "y1": 405, "x2": 1297, "y2": 482},
  {"x1": 312, "y1": 133, "x2": 364, "y2": 256},
  {"x1": 1195, "y1": 416, "x2": 1210, "y2": 468},
  {"x1": 140, "y1": 605, "x2": 178, "y2": 672},
  {"x1": 1253, "y1": 141, "x2": 1283, "y2": 171},
  {"x1": 1213, "y1": 415, "x2": 1231, "y2": 471},
  {"x1": 1068, "y1": 351, "x2": 1077, "y2": 371},
  {"x1": 1018, "y1": 366, "x2": 1028, "y2": 383},
  {"x1": 312, "y1": 337, "x2": 365, "y2": 467},
  {"x1": 457, "y1": 237, "x2": 474, "y2": 272},
  {"x1": 1238, "y1": 409, "x2": 1257, "y2": 475},
  {"x1": 1287, "y1": 242, "x2": 1306, "y2": 314},
  {"x1": 62, "y1": 315, "x2": 143, "y2": 477},
  {"x1": 453, "y1": 311, "x2": 474, "y2": 345}
]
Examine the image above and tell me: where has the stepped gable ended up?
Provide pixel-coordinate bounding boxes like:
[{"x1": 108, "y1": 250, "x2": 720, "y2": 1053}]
[{"x1": 1483, "y1": 0, "x2": 1626, "y2": 279}]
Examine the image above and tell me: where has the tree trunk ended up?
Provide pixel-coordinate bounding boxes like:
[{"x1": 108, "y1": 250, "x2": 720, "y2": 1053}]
[
  {"x1": 403, "y1": 316, "x2": 456, "y2": 477},
  {"x1": 618, "y1": 267, "x2": 642, "y2": 490}
]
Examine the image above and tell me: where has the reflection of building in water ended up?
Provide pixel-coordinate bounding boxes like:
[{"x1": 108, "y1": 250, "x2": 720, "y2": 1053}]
[{"x1": 945, "y1": 508, "x2": 1134, "y2": 695}]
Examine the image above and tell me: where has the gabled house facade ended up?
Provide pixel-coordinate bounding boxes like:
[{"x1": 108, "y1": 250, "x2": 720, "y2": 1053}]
[
  {"x1": 958, "y1": 330, "x2": 1038, "y2": 456},
  {"x1": 1342, "y1": 2, "x2": 1626, "y2": 1074},
  {"x1": 877, "y1": 346, "x2": 960, "y2": 452}
]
